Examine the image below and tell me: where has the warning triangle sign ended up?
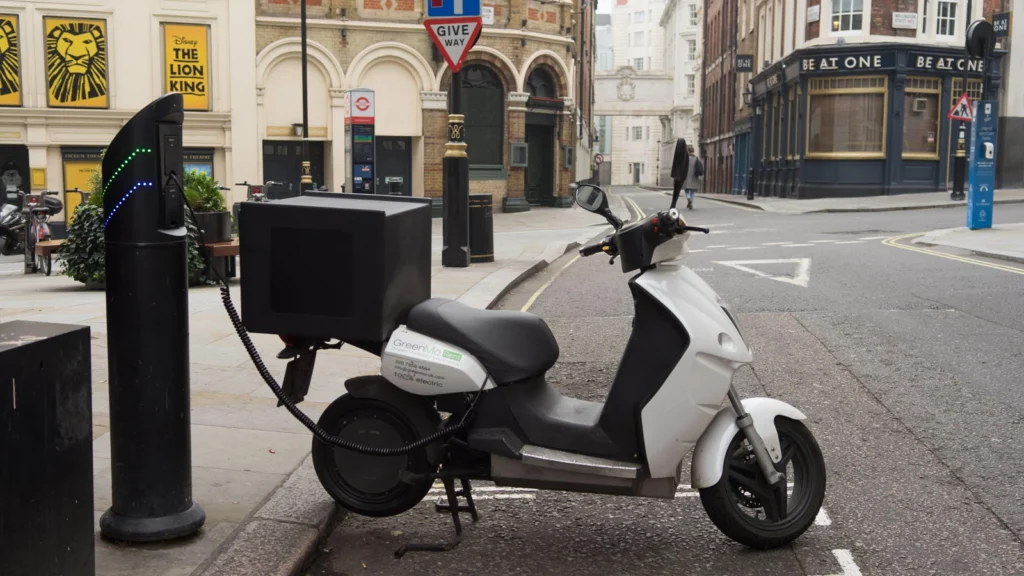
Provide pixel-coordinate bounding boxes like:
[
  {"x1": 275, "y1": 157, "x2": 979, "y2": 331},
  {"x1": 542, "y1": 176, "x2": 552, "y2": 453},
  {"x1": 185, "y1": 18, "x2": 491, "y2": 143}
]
[
  {"x1": 714, "y1": 258, "x2": 812, "y2": 288},
  {"x1": 948, "y1": 92, "x2": 974, "y2": 122},
  {"x1": 425, "y1": 17, "x2": 482, "y2": 73}
]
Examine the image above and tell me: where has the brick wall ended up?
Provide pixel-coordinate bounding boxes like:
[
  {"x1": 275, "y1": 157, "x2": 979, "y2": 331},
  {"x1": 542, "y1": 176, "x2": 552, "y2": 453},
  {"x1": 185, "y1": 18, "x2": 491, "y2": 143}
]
[
  {"x1": 423, "y1": 110, "x2": 447, "y2": 198},
  {"x1": 870, "y1": 0, "x2": 917, "y2": 36},
  {"x1": 507, "y1": 109, "x2": 526, "y2": 199}
]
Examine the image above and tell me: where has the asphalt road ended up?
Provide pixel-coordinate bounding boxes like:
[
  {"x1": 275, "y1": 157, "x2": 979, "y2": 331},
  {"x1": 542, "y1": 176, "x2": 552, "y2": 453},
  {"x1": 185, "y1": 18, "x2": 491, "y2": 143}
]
[{"x1": 310, "y1": 190, "x2": 1024, "y2": 575}]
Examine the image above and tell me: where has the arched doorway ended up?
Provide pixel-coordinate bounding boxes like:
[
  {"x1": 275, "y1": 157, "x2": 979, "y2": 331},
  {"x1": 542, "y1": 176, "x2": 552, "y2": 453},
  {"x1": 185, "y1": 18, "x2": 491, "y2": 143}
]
[
  {"x1": 525, "y1": 67, "x2": 560, "y2": 205},
  {"x1": 461, "y1": 65, "x2": 504, "y2": 177}
]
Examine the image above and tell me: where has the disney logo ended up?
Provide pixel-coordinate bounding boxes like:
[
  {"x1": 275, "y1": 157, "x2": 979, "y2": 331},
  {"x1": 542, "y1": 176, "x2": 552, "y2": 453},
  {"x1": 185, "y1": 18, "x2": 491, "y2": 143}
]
[{"x1": 173, "y1": 35, "x2": 199, "y2": 46}]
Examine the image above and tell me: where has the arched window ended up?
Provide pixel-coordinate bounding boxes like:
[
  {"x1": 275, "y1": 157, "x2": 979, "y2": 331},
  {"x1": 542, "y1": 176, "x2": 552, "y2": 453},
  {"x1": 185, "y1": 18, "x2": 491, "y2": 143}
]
[
  {"x1": 526, "y1": 67, "x2": 556, "y2": 99},
  {"x1": 461, "y1": 65, "x2": 504, "y2": 169}
]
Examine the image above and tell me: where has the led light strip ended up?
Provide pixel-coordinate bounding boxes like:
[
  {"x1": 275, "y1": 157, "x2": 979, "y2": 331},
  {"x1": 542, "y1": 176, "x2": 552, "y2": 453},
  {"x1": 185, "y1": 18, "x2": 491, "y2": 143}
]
[
  {"x1": 103, "y1": 181, "x2": 154, "y2": 229},
  {"x1": 102, "y1": 148, "x2": 153, "y2": 197}
]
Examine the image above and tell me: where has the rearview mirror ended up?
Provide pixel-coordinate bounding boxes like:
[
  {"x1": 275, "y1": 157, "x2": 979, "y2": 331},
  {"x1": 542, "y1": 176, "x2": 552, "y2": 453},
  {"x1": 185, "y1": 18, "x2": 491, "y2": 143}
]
[{"x1": 574, "y1": 184, "x2": 608, "y2": 213}]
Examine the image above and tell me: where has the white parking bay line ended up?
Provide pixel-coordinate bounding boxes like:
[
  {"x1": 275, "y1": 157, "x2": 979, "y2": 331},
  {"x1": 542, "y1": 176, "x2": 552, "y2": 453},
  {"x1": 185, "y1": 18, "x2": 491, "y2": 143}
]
[
  {"x1": 812, "y1": 550, "x2": 863, "y2": 576},
  {"x1": 707, "y1": 245, "x2": 729, "y2": 248},
  {"x1": 762, "y1": 241, "x2": 792, "y2": 245},
  {"x1": 815, "y1": 507, "x2": 832, "y2": 526},
  {"x1": 835, "y1": 240, "x2": 864, "y2": 245},
  {"x1": 728, "y1": 246, "x2": 761, "y2": 250},
  {"x1": 782, "y1": 243, "x2": 815, "y2": 247},
  {"x1": 689, "y1": 249, "x2": 707, "y2": 253},
  {"x1": 809, "y1": 239, "x2": 837, "y2": 243},
  {"x1": 859, "y1": 235, "x2": 890, "y2": 240}
]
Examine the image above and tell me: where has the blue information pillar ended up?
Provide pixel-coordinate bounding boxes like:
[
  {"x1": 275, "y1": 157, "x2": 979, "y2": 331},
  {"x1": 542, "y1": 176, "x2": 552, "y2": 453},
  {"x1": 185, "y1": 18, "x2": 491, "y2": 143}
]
[{"x1": 966, "y1": 100, "x2": 998, "y2": 230}]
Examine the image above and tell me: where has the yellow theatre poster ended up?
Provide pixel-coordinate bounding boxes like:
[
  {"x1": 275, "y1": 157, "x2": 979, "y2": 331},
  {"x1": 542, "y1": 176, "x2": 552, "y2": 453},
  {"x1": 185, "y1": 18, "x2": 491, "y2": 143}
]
[
  {"x1": 44, "y1": 17, "x2": 108, "y2": 109},
  {"x1": 0, "y1": 15, "x2": 21, "y2": 107},
  {"x1": 164, "y1": 23, "x2": 210, "y2": 111},
  {"x1": 62, "y1": 148, "x2": 102, "y2": 224}
]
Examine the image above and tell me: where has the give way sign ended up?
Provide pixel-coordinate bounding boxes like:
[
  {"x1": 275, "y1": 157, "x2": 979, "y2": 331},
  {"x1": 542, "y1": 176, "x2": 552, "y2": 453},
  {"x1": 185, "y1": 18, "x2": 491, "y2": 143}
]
[{"x1": 424, "y1": 17, "x2": 482, "y2": 73}]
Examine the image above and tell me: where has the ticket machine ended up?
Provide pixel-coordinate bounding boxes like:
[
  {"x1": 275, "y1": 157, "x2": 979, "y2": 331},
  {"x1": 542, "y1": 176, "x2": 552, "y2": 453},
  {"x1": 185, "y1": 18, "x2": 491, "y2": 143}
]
[{"x1": 344, "y1": 89, "x2": 376, "y2": 194}]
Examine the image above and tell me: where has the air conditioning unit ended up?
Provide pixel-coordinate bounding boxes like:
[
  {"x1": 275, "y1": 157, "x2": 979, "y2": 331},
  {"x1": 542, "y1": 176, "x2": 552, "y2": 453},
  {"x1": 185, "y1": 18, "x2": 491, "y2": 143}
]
[{"x1": 912, "y1": 98, "x2": 929, "y2": 113}]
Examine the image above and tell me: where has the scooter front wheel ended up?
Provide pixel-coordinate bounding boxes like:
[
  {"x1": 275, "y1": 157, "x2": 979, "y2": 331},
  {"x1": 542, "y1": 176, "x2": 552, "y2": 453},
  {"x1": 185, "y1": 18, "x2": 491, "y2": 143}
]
[{"x1": 699, "y1": 417, "x2": 826, "y2": 549}]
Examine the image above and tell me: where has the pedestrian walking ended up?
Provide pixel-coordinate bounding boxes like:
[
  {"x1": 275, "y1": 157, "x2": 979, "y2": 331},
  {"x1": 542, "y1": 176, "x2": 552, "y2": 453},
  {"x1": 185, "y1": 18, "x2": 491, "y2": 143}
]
[{"x1": 682, "y1": 145, "x2": 704, "y2": 210}]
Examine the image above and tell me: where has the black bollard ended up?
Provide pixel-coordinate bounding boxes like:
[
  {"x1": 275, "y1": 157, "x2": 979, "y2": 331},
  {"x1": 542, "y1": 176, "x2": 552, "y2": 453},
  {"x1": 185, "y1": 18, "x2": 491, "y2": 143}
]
[{"x1": 99, "y1": 93, "x2": 205, "y2": 542}]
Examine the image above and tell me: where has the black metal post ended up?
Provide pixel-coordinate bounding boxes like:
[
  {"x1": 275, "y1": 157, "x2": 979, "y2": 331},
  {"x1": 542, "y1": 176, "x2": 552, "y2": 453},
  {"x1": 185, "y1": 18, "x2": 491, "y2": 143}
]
[
  {"x1": 952, "y1": 0, "x2": 973, "y2": 201},
  {"x1": 99, "y1": 93, "x2": 205, "y2": 542},
  {"x1": 442, "y1": 70, "x2": 470, "y2": 267},
  {"x1": 300, "y1": 0, "x2": 312, "y2": 189}
]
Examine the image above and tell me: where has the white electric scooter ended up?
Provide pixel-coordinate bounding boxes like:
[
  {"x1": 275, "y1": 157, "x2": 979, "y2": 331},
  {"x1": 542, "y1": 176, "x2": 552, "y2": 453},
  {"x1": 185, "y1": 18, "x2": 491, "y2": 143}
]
[{"x1": 303, "y1": 142, "x2": 826, "y2": 556}]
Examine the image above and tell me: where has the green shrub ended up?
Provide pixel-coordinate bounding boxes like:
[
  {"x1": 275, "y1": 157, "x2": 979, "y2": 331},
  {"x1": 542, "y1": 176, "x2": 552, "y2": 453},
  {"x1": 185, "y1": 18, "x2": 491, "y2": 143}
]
[
  {"x1": 183, "y1": 169, "x2": 226, "y2": 213},
  {"x1": 59, "y1": 156, "x2": 217, "y2": 286}
]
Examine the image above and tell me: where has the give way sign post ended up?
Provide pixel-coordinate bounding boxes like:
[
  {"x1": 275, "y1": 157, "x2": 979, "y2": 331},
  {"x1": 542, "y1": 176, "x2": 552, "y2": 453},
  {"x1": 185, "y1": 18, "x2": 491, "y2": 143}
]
[{"x1": 424, "y1": 17, "x2": 482, "y2": 73}]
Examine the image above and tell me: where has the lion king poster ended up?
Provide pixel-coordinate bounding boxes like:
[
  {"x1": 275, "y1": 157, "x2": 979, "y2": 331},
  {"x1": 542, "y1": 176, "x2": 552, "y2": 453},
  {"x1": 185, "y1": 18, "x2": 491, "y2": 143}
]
[
  {"x1": 44, "y1": 17, "x2": 108, "y2": 109},
  {"x1": 0, "y1": 15, "x2": 21, "y2": 107}
]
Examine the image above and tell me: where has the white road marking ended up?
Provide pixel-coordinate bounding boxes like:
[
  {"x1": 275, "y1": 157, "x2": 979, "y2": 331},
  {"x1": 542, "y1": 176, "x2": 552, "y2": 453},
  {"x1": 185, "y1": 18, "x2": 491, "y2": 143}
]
[
  {"x1": 809, "y1": 239, "x2": 837, "y2": 243},
  {"x1": 812, "y1": 550, "x2": 863, "y2": 576},
  {"x1": 762, "y1": 241, "x2": 792, "y2": 245},
  {"x1": 707, "y1": 245, "x2": 729, "y2": 248},
  {"x1": 835, "y1": 240, "x2": 864, "y2": 245},
  {"x1": 815, "y1": 507, "x2": 832, "y2": 526},
  {"x1": 781, "y1": 243, "x2": 815, "y2": 247},
  {"x1": 727, "y1": 246, "x2": 761, "y2": 250},
  {"x1": 688, "y1": 249, "x2": 707, "y2": 253},
  {"x1": 714, "y1": 258, "x2": 812, "y2": 288},
  {"x1": 859, "y1": 235, "x2": 890, "y2": 240}
]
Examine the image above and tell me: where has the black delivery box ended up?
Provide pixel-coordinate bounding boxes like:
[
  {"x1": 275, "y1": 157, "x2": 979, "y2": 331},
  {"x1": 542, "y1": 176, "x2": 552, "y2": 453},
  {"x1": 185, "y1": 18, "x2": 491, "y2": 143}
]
[{"x1": 239, "y1": 192, "x2": 431, "y2": 348}]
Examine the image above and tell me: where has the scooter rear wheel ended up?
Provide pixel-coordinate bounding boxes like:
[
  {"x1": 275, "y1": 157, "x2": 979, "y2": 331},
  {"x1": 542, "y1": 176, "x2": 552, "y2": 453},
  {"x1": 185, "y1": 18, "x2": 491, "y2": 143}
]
[
  {"x1": 699, "y1": 417, "x2": 826, "y2": 549},
  {"x1": 311, "y1": 394, "x2": 440, "y2": 517}
]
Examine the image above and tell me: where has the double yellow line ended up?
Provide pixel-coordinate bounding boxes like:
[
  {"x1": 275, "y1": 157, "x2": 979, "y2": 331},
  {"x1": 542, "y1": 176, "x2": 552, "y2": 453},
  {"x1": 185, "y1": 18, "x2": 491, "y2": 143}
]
[
  {"x1": 882, "y1": 232, "x2": 1024, "y2": 275},
  {"x1": 624, "y1": 196, "x2": 647, "y2": 219}
]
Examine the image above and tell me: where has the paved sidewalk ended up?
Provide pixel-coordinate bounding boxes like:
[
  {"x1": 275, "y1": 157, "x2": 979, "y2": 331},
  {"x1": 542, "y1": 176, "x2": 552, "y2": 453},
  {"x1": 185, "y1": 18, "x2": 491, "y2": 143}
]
[
  {"x1": 680, "y1": 189, "x2": 1024, "y2": 214},
  {"x1": 913, "y1": 222, "x2": 1024, "y2": 264},
  {"x1": 0, "y1": 201, "x2": 624, "y2": 576}
]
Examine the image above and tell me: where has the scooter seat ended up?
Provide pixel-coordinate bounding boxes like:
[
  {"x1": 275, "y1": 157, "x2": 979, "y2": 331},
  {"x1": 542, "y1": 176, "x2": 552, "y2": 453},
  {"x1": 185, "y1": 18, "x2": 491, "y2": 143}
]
[{"x1": 407, "y1": 298, "x2": 559, "y2": 384}]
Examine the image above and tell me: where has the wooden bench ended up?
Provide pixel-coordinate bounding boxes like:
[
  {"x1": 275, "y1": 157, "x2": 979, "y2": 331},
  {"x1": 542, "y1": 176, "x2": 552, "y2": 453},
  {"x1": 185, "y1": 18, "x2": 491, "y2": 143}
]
[
  {"x1": 203, "y1": 237, "x2": 239, "y2": 279},
  {"x1": 35, "y1": 239, "x2": 65, "y2": 257}
]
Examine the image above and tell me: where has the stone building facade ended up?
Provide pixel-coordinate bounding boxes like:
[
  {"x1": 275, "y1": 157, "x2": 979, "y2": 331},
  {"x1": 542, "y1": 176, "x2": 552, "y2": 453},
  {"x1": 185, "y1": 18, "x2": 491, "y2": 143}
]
[{"x1": 255, "y1": 0, "x2": 595, "y2": 213}]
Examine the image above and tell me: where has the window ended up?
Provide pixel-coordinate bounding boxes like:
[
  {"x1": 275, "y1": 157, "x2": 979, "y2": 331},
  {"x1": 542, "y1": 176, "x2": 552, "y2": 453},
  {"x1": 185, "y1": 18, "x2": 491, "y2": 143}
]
[
  {"x1": 633, "y1": 31, "x2": 644, "y2": 46},
  {"x1": 772, "y1": 93, "x2": 781, "y2": 158},
  {"x1": 687, "y1": 39, "x2": 697, "y2": 61},
  {"x1": 461, "y1": 65, "x2": 505, "y2": 169},
  {"x1": 686, "y1": 74, "x2": 695, "y2": 96},
  {"x1": 632, "y1": 126, "x2": 643, "y2": 140},
  {"x1": 689, "y1": 4, "x2": 699, "y2": 25},
  {"x1": 788, "y1": 88, "x2": 797, "y2": 158},
  {"x1": 633, "y1": 11, "x2": 645, "y2": 23},
  {"x1": 921, "y1": 0, "x2": 929, "y2": 33},
  {"x1": 527, "y1": 68, "x2": 556, "y2": 99},
  {"x1": 936, "y1": 0, "x2": 957, "y2": 36},
  {"x1": 633, "y1": 57, "x2": 644, "y2": 70},
  {"x1": 807, "y1": 76, "x2": 887, "y2": 157},
  {"x1": 903, "y1": 77, "x2": 941, "y2": 158},
  {"x1": 831, "y1": 0, "x2": 864, "y2": 32}
]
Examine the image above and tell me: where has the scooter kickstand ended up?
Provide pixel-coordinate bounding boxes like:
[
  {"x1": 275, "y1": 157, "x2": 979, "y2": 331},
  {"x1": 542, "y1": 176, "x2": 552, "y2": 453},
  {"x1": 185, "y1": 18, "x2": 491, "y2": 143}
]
[
  {"x1": 394, "y1": 477, "x2": 475, "y2": 558},
  {"x1": 434, "y1": 478, "x2": 480, "y2": 522}
]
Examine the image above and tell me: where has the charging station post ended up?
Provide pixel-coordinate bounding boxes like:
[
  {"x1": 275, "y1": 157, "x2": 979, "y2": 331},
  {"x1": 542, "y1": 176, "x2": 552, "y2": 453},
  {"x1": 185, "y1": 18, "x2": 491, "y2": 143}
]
[{"x1": 99, "y1": 93, "x2": 205, "y2": 542}]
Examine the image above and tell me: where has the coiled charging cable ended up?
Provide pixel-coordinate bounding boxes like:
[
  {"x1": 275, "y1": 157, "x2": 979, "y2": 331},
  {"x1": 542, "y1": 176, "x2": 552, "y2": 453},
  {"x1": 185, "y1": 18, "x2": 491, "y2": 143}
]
[{"x1": 175, "y1": 173, "x2": 478, "y2": 456}]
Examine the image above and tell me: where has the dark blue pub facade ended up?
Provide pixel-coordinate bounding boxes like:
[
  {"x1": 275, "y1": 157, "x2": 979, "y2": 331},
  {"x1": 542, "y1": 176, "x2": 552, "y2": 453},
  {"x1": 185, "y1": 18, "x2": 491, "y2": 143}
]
[{"x1": 740, "y1": 43, "x2": 1003, "y2": 199}]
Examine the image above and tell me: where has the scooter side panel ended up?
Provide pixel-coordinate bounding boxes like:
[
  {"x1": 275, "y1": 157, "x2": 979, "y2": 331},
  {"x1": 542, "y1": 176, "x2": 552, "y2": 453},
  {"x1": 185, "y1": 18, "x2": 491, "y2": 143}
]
[
  {"x1": 380, "y1": 326, "x2": 495, "y2": 396},
  {"x1": 636, "y1": 264, "x2": 753, "y2": 478}
]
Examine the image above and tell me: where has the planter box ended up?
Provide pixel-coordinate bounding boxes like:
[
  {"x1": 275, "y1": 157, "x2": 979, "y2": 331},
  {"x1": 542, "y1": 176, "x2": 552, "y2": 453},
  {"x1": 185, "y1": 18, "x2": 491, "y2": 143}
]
[{"x1": 192, "y1": 211, "x2": 232, "y2": 244}]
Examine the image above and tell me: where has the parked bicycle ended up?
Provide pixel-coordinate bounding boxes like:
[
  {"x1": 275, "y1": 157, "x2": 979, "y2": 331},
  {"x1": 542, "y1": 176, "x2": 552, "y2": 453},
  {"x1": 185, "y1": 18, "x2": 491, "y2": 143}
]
[
  {"x1": 22, "y1": 190, "x2": 63, "y2": 275},
  {"x1": 236, "y1": 181, "x2": 269, "y2": 203}
]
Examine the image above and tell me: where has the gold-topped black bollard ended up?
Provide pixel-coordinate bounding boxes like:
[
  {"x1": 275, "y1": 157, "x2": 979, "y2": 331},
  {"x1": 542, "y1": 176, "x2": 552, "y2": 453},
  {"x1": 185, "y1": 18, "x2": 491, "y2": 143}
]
[{"x1": 442, "y1": 75, "x2": 470, "y2": 267}]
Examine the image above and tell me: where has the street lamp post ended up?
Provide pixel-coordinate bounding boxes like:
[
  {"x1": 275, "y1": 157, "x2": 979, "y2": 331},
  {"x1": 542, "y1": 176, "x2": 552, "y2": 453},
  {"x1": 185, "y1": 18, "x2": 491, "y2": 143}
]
[{"x1": 300, "y1": 0, "x2": 312, "y2": 190}]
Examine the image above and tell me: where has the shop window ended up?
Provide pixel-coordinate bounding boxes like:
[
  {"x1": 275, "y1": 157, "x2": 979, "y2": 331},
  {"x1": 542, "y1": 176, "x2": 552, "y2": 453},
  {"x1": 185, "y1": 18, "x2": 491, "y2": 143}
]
[
  {"x1": 806, "y1": 76, "x2": 887, "y2": 158},
  {"x1": 461, "y1": 65, "x2": 504, "y2": 170},
  {"x1": 903, "y1": 77, "x2": 941, "y2": 159},
  {"x1": 831, "y1": 0, "x2": 863, "y2": 32},
  {"x1": 935, "y1": 0, "x2": 957, "y2": 37},
  {"x1": 61, "y1": 147, "x2": 102, "y2": 223},
  {"x1": 184, "y1": 148, "x2": 214, "y2": 177}
]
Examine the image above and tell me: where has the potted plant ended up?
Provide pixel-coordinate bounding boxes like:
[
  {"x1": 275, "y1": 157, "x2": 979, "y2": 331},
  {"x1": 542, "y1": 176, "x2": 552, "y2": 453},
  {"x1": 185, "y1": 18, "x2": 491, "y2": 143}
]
[{"x1": 183, "y1": 169, "x2": 231, "y2": 244}]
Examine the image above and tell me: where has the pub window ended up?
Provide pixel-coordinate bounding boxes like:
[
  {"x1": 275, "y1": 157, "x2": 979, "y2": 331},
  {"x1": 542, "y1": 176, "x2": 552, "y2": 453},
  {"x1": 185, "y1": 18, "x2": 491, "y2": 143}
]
[
  {"x1": 806, "y1": 76, "x2": 887, "y2": 158},
  {"x1": 788, "y1": 87, "x2": 797, "y2": 158},
  {"x1": 461, "y1": 64, "x2": 504, "y2": 171},
  {"x1": 903, "y1": 77, "x2": 941, "y2": 159},
  {"x1": 773, "y1": 93, "x2": 781, "y2": 159},
  {"x1": 762, "y1": 100, "x2": 769, "y2": 160},
  {"x1": 935, "y1": 0, "x2": 957, "y2": 37},
  {"x1": 831, "y1": 0, "x2": 864, "y2": 32}
]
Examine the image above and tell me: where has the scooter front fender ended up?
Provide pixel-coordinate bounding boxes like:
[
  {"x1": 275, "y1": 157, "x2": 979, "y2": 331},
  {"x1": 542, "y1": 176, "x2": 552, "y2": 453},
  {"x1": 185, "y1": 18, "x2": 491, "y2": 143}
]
[{"x1": 690, "y1": 397, "x2": 807, "y2": 489}]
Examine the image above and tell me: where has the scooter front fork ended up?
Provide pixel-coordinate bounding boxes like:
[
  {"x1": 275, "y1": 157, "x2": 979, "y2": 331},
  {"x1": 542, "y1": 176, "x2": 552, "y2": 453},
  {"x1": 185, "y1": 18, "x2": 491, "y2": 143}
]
[{"x1": 726, "y1": 386, "x2": 786, "y2": 486}]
